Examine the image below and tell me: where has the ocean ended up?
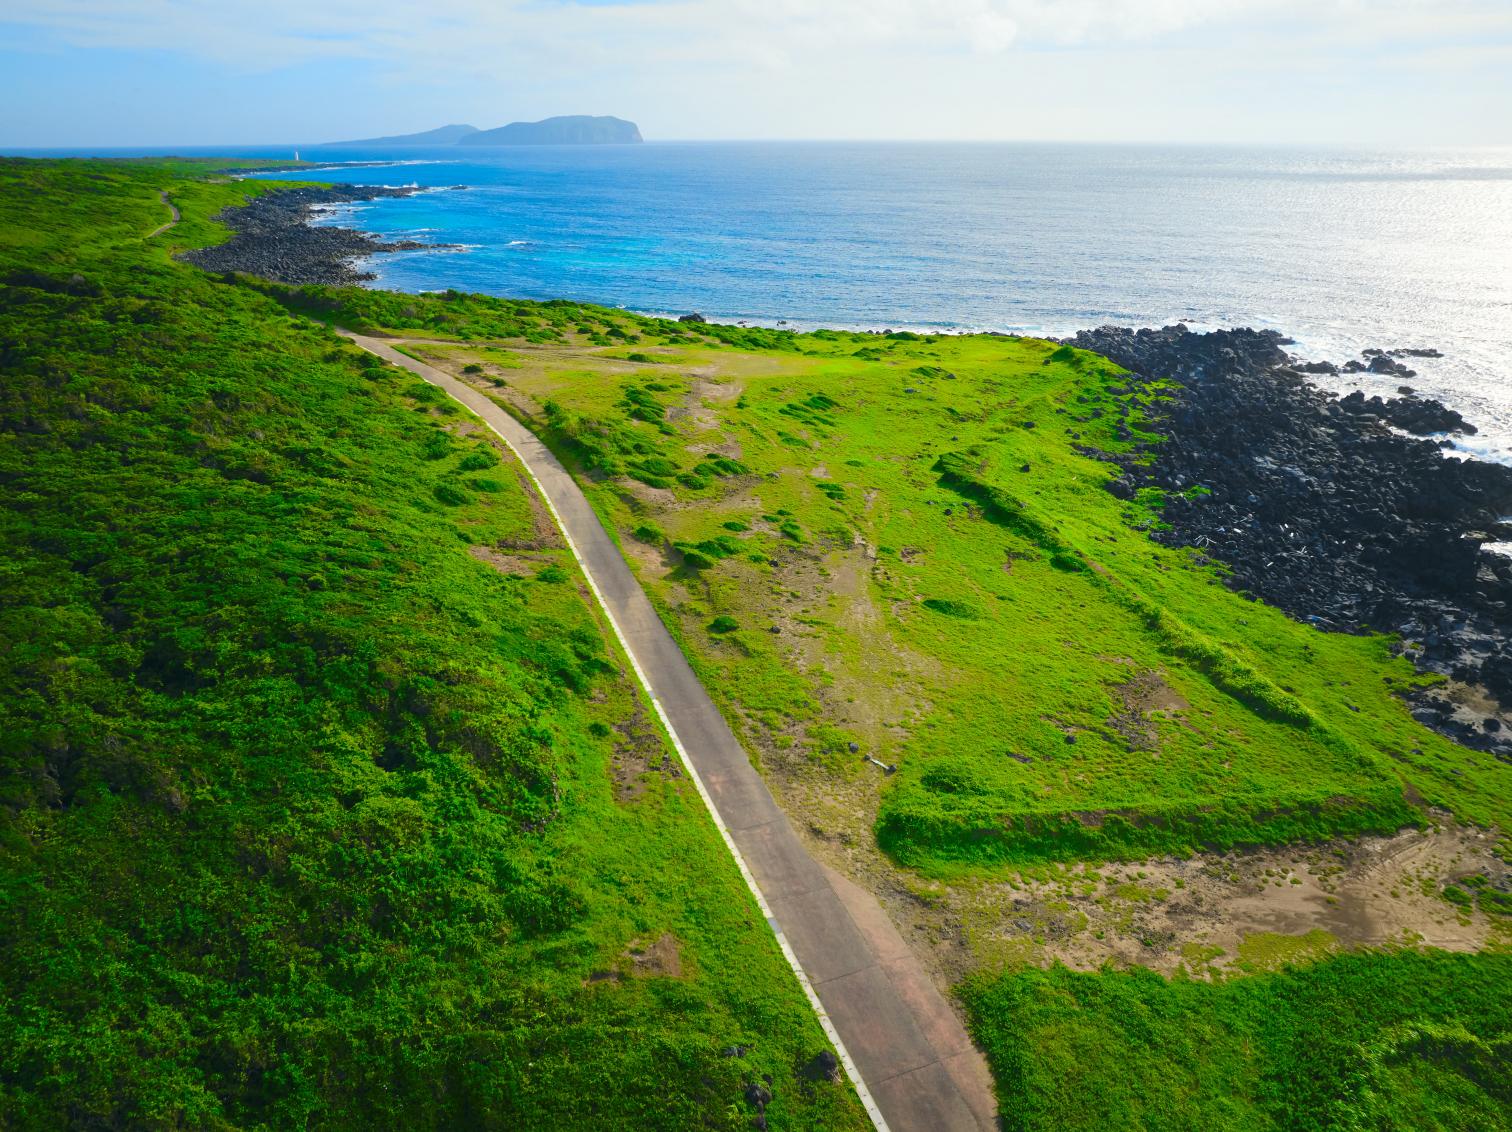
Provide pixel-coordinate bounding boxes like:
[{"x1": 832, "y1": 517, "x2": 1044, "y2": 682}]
[{"x1": 40, "y1": 142, "x2": 1512, "y2": 458}]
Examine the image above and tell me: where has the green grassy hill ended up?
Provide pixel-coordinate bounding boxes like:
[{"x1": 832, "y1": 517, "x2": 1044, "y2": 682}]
[
  {"x1": 0, "y1": 159, "x2": 866, "y2": 1129},
  {"x1": 3, "y1": 157, "x2": 1507, "y2": 1130},
  {"x1": 961, "y1": 951, "x2": 1512, "y2": 1131},
  {"x1": 303, "y1": 256, "x2": 1512, "y2": 1130},
  {"x1": 362, "y1": 297, "x2": 1508, "y2": 868}
]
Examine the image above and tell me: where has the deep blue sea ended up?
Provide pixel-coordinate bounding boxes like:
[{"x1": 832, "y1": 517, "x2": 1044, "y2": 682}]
[{"x1": 20, "y1": 142, "x2": 1512, "y2": 457}]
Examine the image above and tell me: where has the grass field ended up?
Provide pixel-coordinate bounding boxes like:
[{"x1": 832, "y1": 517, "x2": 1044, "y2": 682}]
[
  {"x1": 315, "y1": 274, "x2": 1512, "y2": 1129},
  {"x1": 363, "y1": 300, "x2": 1510, "y2": 869},
  {"x1": 0, "y1": 159, "x2": 867, "y2": 1129},
  {"x1": 960, "y1": 950, "x2": 1512, "y2": 1130}
]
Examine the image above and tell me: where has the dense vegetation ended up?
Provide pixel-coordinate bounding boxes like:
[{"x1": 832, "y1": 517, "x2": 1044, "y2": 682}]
[
  {"x1": 960, "y1": 951, "x2": 1512, "y2": 1130},
  {"x1": 0, "y1": 159, "x2": 866, "y2": 1128}
]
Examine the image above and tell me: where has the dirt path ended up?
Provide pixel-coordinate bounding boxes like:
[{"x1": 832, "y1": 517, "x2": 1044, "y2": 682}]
[
  {"x1": 341, "y1": 330, "x2": 997, "y2": 1132},
  {"x1": 146, "y1": 191, "x2": 180, "y2": 239}
]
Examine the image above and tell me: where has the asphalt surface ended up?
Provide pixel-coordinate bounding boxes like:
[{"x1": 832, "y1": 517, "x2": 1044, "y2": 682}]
[{"x1": 342, "y1": 331, "x2": 998, "y2": 1132}]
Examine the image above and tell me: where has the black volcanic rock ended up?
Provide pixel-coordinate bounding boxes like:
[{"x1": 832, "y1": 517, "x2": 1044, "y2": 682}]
[
  {"x1": 459, "y1": 115, "x2": 643, "y2": 146},
  {"x1": 1064, "y1": 323, "x2": 1512, "y2": 758},
  {"x1": 180, "y1": 185, "x2": 459, "y2": 285},
  {"x1": 1338, "y1": 390, "x2": 1475, "y2": 436}
]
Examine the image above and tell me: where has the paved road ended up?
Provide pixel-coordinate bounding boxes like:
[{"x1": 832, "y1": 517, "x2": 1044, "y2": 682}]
[
  {"x1": 147, "y1": 191, "x2": 180, "y2": 239},
  {"x1": 342, "y1": 331, "x2": 998, "y2": 1132}
]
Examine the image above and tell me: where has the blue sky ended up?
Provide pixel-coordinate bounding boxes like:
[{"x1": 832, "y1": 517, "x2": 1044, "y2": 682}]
[{"x1": 1, "y1": 0, "x2": 1508, "y2": 147}]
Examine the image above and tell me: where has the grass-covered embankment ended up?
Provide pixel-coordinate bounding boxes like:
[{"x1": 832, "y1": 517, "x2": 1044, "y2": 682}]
[
  {"x1": 0, "y1": 159, "x2": 866, "y2": 1129},
  {"x1": 959, "y1": 951, "x2": 1512, "y2": 1130}
]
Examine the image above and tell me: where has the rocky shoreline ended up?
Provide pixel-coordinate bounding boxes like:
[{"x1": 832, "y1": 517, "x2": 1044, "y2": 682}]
[
  {"x1": 182, "y1": 184, "x2": 461, "y2": 285},
  {"x1": 1066, "y1": 324, "x2": 1512, "y2": 760}
]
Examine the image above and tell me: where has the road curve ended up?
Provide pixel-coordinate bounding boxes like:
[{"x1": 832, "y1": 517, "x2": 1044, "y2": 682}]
[
  {"x1": 147, "y1": 191, "x2": 180, "y2": 239},
  {"x1": 342, "y1": 331, "x2": 998, "y2": 1132}
]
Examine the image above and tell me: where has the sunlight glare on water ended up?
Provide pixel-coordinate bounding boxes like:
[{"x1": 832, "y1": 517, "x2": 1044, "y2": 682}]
[{"x1": 245, "y1": 142, "x2": 1512, "y2": 457}]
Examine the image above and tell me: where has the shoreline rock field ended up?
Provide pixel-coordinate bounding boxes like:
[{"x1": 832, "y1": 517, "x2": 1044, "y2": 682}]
[
  {"x1": 182, "y1": 184, "x2": 460, "y2": 285},
  {"x1": 1068, "y1": 323, "x2": 1512, "y2": 759}
]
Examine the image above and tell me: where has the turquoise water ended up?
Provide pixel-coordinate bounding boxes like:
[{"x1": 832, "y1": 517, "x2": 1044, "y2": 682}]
[{"x1": 242, "y1": 142, "x2": 1512, "y2": 455}]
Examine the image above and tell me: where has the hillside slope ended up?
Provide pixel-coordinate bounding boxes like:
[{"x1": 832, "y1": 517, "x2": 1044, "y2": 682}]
[
  {"x1": 339, "y1": 300, "x2": 1510, "y2": 866},
  {"x1": 0, "y1": 159, "x2": 864, "y2": 1130},
  {"x1": 305, "y1": 283, "x2": 1511, "y2": 1128}
]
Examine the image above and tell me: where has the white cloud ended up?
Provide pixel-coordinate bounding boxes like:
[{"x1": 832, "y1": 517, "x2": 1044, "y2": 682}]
[
  {"x1": 12, "y1": 0, "x2": 1503, "y2": 73},
  {"x1": 3, "y1": 0, "x2": 1507, "y2": 143}
]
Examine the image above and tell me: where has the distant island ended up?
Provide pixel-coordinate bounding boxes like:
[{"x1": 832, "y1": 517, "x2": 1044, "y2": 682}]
[
  {"x1": 320, "y1": 124, "x2": 481, "y2": 147},
  {"x1": 320, "y1": 116, "x2": 642, "y2": 148},
  {"x1": 459, "y1": 115, "x2": 642, "y2": 145}
]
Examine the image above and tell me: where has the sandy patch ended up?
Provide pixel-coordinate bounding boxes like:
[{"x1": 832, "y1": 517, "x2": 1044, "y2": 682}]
[
  {"x1": 900, "y1": 819, "x2": 1508, "y2": 983},
  {"x1": 468, "y1": 545, "x2": 548, "y2": 576},
  {"x1": 1107, "y1": 668, "x2": 1189, "y2": 752}
]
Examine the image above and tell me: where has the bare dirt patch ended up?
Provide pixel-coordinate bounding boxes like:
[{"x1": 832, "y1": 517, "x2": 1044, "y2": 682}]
[
  {"x1": 1108, "y1": 668, "x2": 1189, "y2": 751},
  {"x1": 617, "y1": 478, "x2": 680, "y2": 511},
  {"x1": 626, "y1": 932, "x2": 684, "y2": 978},
  {"x1": 610, "y1": 701, "x2": 683, "y2": 802},
  {"x1": 666, "y1": 376, "x2": 736, "y2": 434},
  {"x1": 583, "y1": 932, "x2": 685, "y2": 985},
  {"x1": 933, "y1": 819, "x2": 1507, "y2": 980},
  {"x1": 500, "y1": 469, "x2": 563, "y2": 551},
  {"x1": 467, "y1": 545, "x2": 547, "y2": 577},
  {"x1": 767, "y1": 808, "x2": 1507, "y2": 992}
]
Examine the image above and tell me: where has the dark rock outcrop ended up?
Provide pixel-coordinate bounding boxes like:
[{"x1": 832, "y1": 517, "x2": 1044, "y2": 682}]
[
  {"x1": 1064, "y1": 323, "x2": 1512, "y2": 760},
  {"x1": 1337, "y1": 390, "x2": 1475, "y2": 436},
  {"x1": 181, "y1": 185, "x2": 459, "y2": 285}
]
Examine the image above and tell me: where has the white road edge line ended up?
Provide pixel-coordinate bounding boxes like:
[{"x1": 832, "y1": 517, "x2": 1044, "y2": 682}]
[{"x1": 349, "y1": 335, "x2": 891, "y2": 1132}]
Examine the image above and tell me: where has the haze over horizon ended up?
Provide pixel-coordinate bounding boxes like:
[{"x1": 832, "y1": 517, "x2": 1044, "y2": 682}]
[{"x1": 2, "y1": 0, "x2": 1509, "y2": 149}]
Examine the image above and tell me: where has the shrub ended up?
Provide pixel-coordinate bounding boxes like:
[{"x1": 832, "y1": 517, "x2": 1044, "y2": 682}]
[
  {"x1": 709, "y1": 616, "x2": 739, "y2": 634},
  {"x1": 420, "y1": 432, "x2": 454, "y2": 460},
  {"x1": 459, "y1": 448, "x2": 499, "y2": 471},
  {"x1": 922, "y1": 598, "x2": 978, "y2": 619}
]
